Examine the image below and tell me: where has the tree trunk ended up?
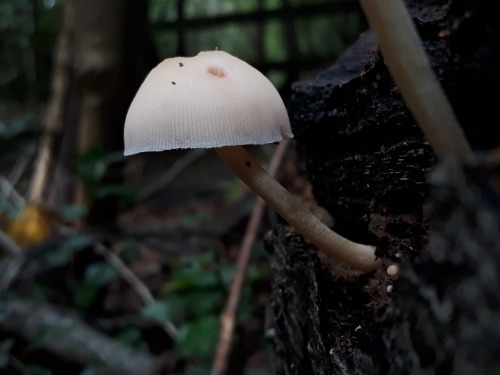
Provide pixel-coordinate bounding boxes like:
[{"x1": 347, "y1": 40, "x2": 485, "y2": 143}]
[
  {"x1": 267, "y1": 0, "x2": 500, "y2": 373},
  {"x1": 42, "y1": 0, "x2": 157, "y2": 226}
]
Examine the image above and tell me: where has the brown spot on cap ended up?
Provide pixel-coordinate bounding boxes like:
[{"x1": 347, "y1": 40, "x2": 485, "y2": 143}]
[{"x1": 207, "y1": 65, "x2": 226, "y2": 78}]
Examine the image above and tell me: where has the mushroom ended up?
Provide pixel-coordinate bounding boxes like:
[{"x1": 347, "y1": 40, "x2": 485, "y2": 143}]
[{"x1": 124, "y1": 50, "x2": 380, "y2": 272}]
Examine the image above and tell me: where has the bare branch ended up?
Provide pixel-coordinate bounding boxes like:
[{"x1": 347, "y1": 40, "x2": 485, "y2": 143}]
[
  {"x1": 211, "y1": 141, "x2": 289, "y2": 375},
  {"x1": 0, "y1": 230, "x2": 25, "y2": 295},
  {"x1": 94, "y1": 243, "x2": 178, "y2": 339}
]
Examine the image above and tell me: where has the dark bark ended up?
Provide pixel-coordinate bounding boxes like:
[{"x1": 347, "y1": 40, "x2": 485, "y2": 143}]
[
  {"x1": 266, "y1": 228, "x2": 386, "y2": 374},
  {"x1": 386, "y1": 153, "x2": 500, "y2": 374},
  {"x1": 267, "y1": 0, "x2": 500, "y2": 373}
]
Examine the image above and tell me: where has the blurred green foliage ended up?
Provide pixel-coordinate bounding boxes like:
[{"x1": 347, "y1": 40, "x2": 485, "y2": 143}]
[
  {"x1": 1, "y1": 232, "x2": 269, "y2": 373},
  {"x1": 76, "y1": 145, "x2": 135, "y2": 208},
  {"x1": 0, "y1": 101, "x2": 39, "y2": 164},
  {"x1": 0, "y1": 0, "x2": 363, "y2": 103},
  {"x1": 150, "y1": 0, "x2": 363, "y2": 88},
  {"x1": 0, "y1": 0, "x2": 62, "y2": 100},
  {"x1": 141, "y1": 250, "x2": 269, "y2": 370},
  {"x1": 0, "y1": 0, "x2": 364, "y2": 373},
  {"x1": 0, "y1": 103, "x2": 36, "y2": 141}
]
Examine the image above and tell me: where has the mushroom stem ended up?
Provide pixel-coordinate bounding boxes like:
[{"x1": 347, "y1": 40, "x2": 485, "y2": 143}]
[
  {"x1": 215, "y1": 145, "x2": 380, "y2": 272},
  {"x1": 359, "y1": 0, "x2": 472, "y2": 161}
]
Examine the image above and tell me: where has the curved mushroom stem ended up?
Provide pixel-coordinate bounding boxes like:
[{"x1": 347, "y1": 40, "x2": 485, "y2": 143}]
[
  {"x1": 215, "y1": 145, "x2": 380, "y2": 272},
  {"x1": 359, "y1": 0, "x2": 472, "y2": 161}
]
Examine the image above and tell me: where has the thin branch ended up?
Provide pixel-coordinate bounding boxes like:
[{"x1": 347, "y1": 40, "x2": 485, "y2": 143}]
[
  {"x1": 28, "y1": 0, "x2": 74, "y2": 204},
  {"x1": 0, "y1": 254, "x2": 25, "y2": 296},
  {"x1": 0, "y1": 177, "x2": 25, "y2": 209},
  {"x1": 0, "y1": 229, "x2": 23, "y2": 258},
  {"x1": 0, "y1": 156, "x2": 29, "y2": 210},
  {"x1": 94, "y1": 243, "x2": 178, "y2": 339},
  {"x1": 211, "y1": 141, "x2": 289, "y2": 375},
  {"x1": 0, "y1": 230, "x2": 25, "y2": 295},
  {"x1": 359, "y1": 0, "x2": 472, "y2": 161}
]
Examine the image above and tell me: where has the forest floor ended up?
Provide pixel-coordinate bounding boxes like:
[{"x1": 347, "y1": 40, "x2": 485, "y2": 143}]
[{"x1": 0, "y1": 122, "x2": 315, "y2": 375}]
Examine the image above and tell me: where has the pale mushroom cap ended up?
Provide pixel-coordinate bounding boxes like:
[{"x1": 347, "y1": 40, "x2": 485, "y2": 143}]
[{"x1": 124, "y1": 50, "x2": 293, "y2": 155}]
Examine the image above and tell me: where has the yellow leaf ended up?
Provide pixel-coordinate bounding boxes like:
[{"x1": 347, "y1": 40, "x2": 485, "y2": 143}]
[{"x1": 7, "y1": 204, "x2": 52, "y2": 247}]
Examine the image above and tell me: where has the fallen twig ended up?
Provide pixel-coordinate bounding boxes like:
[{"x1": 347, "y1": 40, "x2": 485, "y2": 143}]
[
  {"x1": 0, "y1": 230, "x2": 25, "y2": 295},
  {"x1": 0, "y1": 156, "x2": 28, "y2": 210},
  {"x1": 0, "y1": 177, "x2": 25, "y2": 209},
  {"x1": 211, "y1": 141, "x2": 289, "y2": 375},
  {"x1": 0, "y1": 229, "x2": 22, "y2": 257},
  {"x1": 94, "y1": 243, "x2": 178, "y2": 339},
  {"x1": 0, "y1": 299, "x2": 156, "y2": 375}
]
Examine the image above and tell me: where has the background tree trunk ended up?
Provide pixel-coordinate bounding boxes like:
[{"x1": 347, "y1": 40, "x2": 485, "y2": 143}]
[
  {"x1": 43, "y1": 0, "x2": 157, "y2": 226},
  {"x1": 267, "y1": 0, "x2": 500, "y2": 373}
]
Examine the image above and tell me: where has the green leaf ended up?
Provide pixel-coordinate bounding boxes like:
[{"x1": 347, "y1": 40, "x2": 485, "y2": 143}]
[
  {"x1": 41, "y1": 248, "x2": 71, "y2": 268},
  {"x1": 72, "y1": 261, "x2": 117, "y2": 309},
  {"x1": 16, "y1": 283, "x2": 55, "y2": 301},
  {"x1": 114, "y1": 327, "x2": 142, "y2": 347},
  {"x1": 0, "y1": 113, "x2": 34, "y2": 140},
  {"x1": 76, "y1": 145, "x2": 125, "y2": 188},
  {"x1": 175, "y1": 316, "x2": 219, "y2": 359},
  {"x1": 57, "y1": 204, "x2": 87, "y2": 221},
  {"x1": 180, "y1": 212, "x2": 210, "y2": 228},
  {"x1": 178, "y1": 252, "x2": 215, "y2": 268},
  {"x1": 84, "y1": 261, "x2": 117, "y2": 286},
  {"x1": 74, "y1": 282, "x2": 100, "y2": 310},
  {"x1": 141, "y1": 300, "x2": 171, "y2": 324},
  {"x1": 61, "y1": 234, "x2": 97, "y2": 251},
  {"x1": 164, "y1": 251, "x2": 238, "y2": 293},
  {"x1": 118, "y1": 243, "x2": 142, "y2": 263},
  {"x1": 165, "y1": 269, "x2": 219, "y2": 292},
  {"x1": 141, "y1": 297, "x2": 189, "y2": 323},
  {"x1": 217, "y1": 178, "x2": 246, "y2": 202},
  {"x1": 185, "y1": 362, "x2": 213, "y2": 375},
  {"x1": 28, "y1": 324, "x2": 60, "y2": 352},
  {"x1": 42, "y1": 234, "x2": 96, "y2": 267},
  {"x1": 177, "y1": 290, "x2": 223, "y2": 319},
  {"x1": 76, "y1": 145, "x2": 108, "y2": 185}
]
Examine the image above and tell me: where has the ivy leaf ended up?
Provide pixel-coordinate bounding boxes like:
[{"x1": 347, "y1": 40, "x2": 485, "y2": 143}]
[{"x1": 175, "y1": 316, "x2": 219, "y2": 359}]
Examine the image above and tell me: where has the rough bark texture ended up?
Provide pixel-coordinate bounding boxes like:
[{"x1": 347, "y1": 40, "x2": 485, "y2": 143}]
[
  {"x1": 386, "y1": 153, "x2": 500, "y2": 374},
  {"x1": 266, "y1": 0, "x2": 500, "y2": 373},
  {"x1": 266, "y1": 228, "x2": 387, "y2": 375}
]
